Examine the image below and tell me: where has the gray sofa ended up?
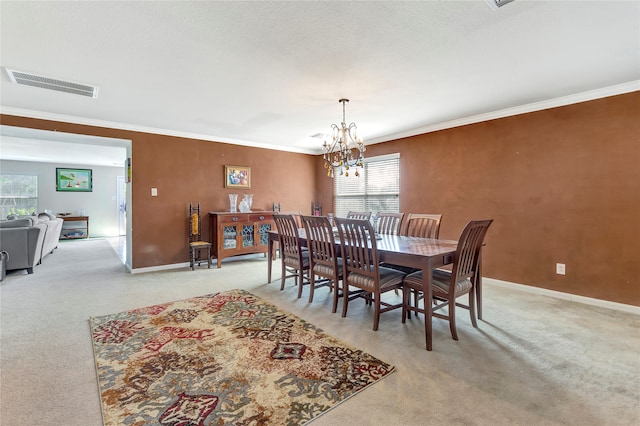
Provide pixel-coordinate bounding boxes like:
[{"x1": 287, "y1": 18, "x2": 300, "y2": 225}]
[
  {"x1": 37, "y1": 212, "x2": 63, "y2": 260},
  {"x1": 0, "y1": 213, "x2": 64, "y2": 274}
]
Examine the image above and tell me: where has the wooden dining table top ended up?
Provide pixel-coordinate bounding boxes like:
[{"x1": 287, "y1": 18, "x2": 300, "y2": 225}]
[{"x1": 269, "y1": 228, "x2": 458, "y2": 260}]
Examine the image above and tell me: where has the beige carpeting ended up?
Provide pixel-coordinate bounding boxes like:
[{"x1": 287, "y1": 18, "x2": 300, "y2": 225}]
[{"x1": 1, "y1": 238, "x2": 638, "y2": 425}]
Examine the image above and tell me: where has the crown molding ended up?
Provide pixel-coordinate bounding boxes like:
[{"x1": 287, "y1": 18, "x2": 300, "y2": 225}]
[
  {"x1": 2, "y1": 80, "x2": 638, "y2": 153},
  {"x1": 0, "y1": 106, "x2": 317, "y2": 155},
  {"x1": 366, "y1": 80, "x2": 640, "y2": 145}
]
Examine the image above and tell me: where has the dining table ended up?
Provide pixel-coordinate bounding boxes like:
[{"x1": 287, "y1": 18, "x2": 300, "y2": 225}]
[{"x1": 267, "y1": 229, "x2": 459, "y2": 351}]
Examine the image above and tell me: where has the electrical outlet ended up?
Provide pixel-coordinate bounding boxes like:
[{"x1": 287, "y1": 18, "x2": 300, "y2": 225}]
[
  {"x1": 556, "y1": 263, "x2": 566, "y2": 275},
  {"x1": 151, "y1": 187, "x2": 158, "y2": 196}
]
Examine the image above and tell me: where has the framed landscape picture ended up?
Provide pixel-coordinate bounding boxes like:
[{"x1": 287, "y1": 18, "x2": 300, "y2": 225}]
[
  {"x1": 225, "y1": 165, "x2": 251, "y2": 189},
  {"x1": 56, "y1": 168, "x2": 93, "y2": 192}
]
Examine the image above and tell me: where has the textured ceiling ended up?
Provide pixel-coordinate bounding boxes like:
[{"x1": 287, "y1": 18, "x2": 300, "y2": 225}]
[{"x1": 0, "y1": 1, "x2": 638, "y2": 166}]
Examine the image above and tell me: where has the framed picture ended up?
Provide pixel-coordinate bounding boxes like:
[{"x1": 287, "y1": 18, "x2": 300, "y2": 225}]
[
  {"x1": 225, "y1": 165, "x2": 251, "y2": 189},
  {"x1": 125, "y1": 158, "x2": 131, "y2": 183},
  {"x1": 312, "y1": 203, "x2": 322, "y2": 216},
  {"x1": 56, "y1": 168, "x2": 93, "y2": 192}
]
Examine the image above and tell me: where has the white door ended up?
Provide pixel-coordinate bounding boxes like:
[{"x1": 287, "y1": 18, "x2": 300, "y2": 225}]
[{"x1": 116, "y1": 176, "x2": 126, "y2": 236}]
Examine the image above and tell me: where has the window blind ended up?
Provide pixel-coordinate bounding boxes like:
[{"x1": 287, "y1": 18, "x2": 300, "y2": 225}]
[{"x1": 333, "y1": 153, "x2": 400, "y2": 218}]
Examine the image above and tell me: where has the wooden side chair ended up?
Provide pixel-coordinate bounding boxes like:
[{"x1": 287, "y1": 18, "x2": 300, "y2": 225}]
[
  {"x1": 402, "y1": 219, "x2": 493, "y2": 341},
  {"x1": 376, "y1": 212, "x2": 404, "y2": 235},
  {"x1": 189, "y1": 202, "x2": 212, "y2": 270},
  {"x1": 279, "y1": 211, "x2": 303, "y2": 228},
  {"x1": 301, "y1": 215, "x2": 341, "y2": 310},
  {"x1": 273, "y1": 214, "x2": 310, "y2": 297},
  {"x1": 400, "y1": 213, "x2": 443, "y2": 238},
  {"x1": 334, "y1": 217, "x2": 407, "y2": 331},
  {"x1": 346, "y1": 211, "x2": 372, "y2": 220},
  {"x1": 386, "y1": 213, "x2": 443, "y2": 310},
  {"x1": 274, "y1": 211, "x2": 303, "y2": 258}
]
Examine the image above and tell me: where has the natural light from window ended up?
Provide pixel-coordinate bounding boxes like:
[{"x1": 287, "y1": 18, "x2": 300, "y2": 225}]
[
  {"x1": 333, "y1": 153, "x2": 400, "y2": 218},
  {"x1": 0, "y1": 174, "x2": 38, "y2": 219}
]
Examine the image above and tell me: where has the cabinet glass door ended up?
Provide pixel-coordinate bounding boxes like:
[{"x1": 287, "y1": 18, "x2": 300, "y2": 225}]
[
  {"x1": 258, "y1": 223, "x2": 272, "y2": 246},
  {"x1": 223, "y1": 226, "x2": 237, "y2": 249},
  {"x1": 241, "y1": 224, "x2": 255, "y2": 247}
]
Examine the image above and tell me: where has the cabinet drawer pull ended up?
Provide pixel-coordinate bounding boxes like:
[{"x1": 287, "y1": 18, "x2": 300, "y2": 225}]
[
  {"x1": 259, "y1": 215, "x2": 265, "y2": 220},
  {"x1": 232, "y1": 217, "x2": 238, "y2": 222}
]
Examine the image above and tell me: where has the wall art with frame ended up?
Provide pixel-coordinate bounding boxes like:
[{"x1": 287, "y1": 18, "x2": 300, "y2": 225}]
[
  {"x1": 224, "y1": 165, "x2": 251, "y2": 189},
  {"x1": 56, "y1": 168, "x2": 93, "y2": 192}
]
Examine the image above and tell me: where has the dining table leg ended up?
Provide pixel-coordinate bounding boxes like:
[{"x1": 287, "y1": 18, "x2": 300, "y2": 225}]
[{"x1": 423, "y1": 258, "x2": 434, "y2": 351}]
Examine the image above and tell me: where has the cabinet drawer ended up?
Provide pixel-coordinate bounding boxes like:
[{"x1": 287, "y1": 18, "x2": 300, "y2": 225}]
[
  {"x1": 250, "y1": 213, "x2": 272, "y2": 222},
  {"x1": 219, "y1": 214, "x2": 248, "y2": 224}
]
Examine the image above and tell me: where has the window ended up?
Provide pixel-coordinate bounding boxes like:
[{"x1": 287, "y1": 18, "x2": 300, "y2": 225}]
[
  {"x1": 333, "y1": 153, "x2": 400, "y2": 218},
  {"x1": 0, "y1": 174, "x2": 38, "y2": 219}
]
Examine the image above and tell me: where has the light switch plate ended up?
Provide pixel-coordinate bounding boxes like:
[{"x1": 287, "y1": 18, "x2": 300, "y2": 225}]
[{"x1": 151, "y1": 187, "x2": 158, "y2": 196}]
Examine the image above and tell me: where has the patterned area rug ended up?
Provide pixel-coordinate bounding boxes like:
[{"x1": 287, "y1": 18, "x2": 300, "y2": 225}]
[{"x1": 89, "y1": 289, "x2": 395, "y2": 425}]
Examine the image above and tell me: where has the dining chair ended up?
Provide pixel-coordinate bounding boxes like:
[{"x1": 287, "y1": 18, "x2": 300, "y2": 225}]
[
  {"x1": 346, "y1": 211, "x2": 372, "y2": 220},
  {"x1": 301, "y1": 215, "x2": 342, "y2": 310},
  {"x1": 334, "y1": 217, "x2": 407, "y2": 331},
  {"x1": 376, "y1": 212, "x2": 404, "y2": 235},
  {"x1": 400, "y1": 213, "x2": 443, "y2": 238},
  {"x1": 188, "y1": 202, "x2": 211, "y2": 270},
  {"x1": 386, "y1": 213, "x2": 443, "y2": 314},
  {"x1": 279, "y1": 211, "x2": 303, "y2": 228},
  {"x1": 274, "y1": 211, "x2": 304, "y2": 259},
  {"x1": 273, "y1": 214, "x2": 310, "y2": 298},
  {"x1": 402, "y1": 219, "x2": 493, "y2": 341}
]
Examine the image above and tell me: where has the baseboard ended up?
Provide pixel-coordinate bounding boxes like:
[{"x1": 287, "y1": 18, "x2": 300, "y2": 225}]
[
  {"x1": 484, "y1": 278, "x2": 640, "y2": 315},
  {"x1": 130, "y1": 262, "x2": 189, "y2": 274},
  {"x1": 129, "y1": 253, "x2": 266, "y2": 274}
]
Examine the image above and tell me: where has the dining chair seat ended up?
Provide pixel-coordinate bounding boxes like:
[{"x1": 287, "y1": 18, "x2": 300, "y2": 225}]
[
  {"x1": 346, "y1": 266, "x2": 405, "y2": 292},
  {"x1": 312, "y1": 258, "x2": 343, "y2": 278},
  {"x1": 286, "y1": 250, "x2": 310, "y2": 269},
  {"x1": 404, "y1": 270, "x2": 473, "y2": 299}
]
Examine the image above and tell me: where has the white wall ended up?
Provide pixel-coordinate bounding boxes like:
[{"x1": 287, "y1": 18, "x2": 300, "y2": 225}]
[{"x1": 1, "y1": 159, "x2": 124, "y2": 237}]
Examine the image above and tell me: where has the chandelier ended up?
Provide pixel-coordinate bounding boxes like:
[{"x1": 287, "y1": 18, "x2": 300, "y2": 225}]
[{"x1": 322, "y1": 98, "x2": 366, "y2": 177}]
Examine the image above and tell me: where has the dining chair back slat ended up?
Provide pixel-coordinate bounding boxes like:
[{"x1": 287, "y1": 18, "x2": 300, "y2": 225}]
[
  {"x1": 279, "y1": 211, "x2": 303, "y2": 228},
  {"x1": 376, "y1": 212, "x2": 404, "y2": 235},
  {"x1": 401, "y1": 213, "x2": 443, "y2": 238},
  {"x1": 346, "y1": 211, "x2": 372, "y2": 220}
]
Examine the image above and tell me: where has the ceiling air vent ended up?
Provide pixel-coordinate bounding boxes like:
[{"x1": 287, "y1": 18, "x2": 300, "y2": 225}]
[
  {"x1": 484, "y1": 0, "x2": 515, "y2": 11},
  {"x1": 4, "y1": 68, "x2": 98, "y2": 98}
]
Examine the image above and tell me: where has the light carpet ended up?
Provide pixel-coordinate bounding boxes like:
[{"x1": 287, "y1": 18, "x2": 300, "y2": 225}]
[
  {"x1": 89, "y1": 288, "x2": 394, "y2": 425},
  {"x1": 1, "y1": 238, "x2": 639, "y2": 425}
]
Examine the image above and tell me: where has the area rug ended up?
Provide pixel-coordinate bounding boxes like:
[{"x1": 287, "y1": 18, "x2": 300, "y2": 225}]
[{"x1": 89, "y1": 289, "x2": 395, "y2": 425}]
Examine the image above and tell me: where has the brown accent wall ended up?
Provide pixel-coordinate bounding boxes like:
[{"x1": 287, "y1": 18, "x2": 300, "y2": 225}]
[
  {"x1": 0, "y1": 115, "x2": 316, "y2": 269},
  {"x1": 316, "y1": 92, "x2": 640, "y2": 305},
  {"x1": 3, "y1": 91, "x2": 639, "y2": 305}
]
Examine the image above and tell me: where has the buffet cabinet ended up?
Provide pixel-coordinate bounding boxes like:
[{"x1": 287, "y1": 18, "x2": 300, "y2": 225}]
[
  {"x1": 60, "y1": 216, "x2": 89, "y2": 239},
  {"x1": 209, "y1": 211, "x2": 274, "y2": 268}
]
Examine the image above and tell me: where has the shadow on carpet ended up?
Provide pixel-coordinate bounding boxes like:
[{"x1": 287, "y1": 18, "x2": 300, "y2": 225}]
[{"x1": 89, "y1": 289, "x2": 395, "y2": 425}]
